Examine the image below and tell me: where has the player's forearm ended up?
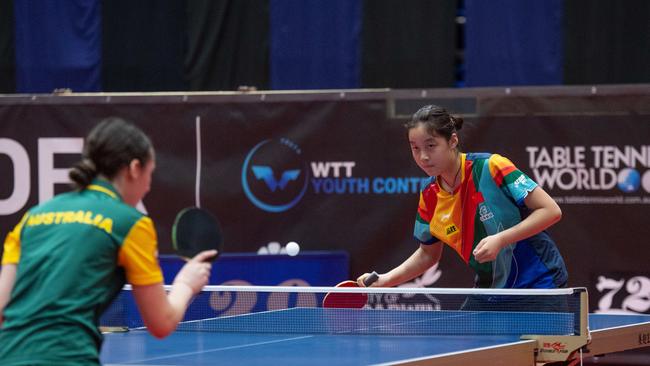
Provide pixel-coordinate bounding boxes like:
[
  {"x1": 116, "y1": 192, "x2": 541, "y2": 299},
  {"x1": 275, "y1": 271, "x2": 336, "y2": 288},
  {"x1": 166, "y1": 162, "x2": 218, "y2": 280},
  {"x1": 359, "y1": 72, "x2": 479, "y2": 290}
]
[
  {"x1": 495, "y1": 187, "x2": 561, "y2": 249},
  {"x1": 148, "y1": 283, "x2": 196, "y2": 338},
  {"x1": 167, "y1": 282, "x2": 195, "y2": 319},
  {"x1": 132, "y1": 282, "x2": 194, "y2": 339},
  {"x1": 384, "y1": 245, "x2": 440, "y2": 287},
  {"x1": 154, "y1": 282, "x2": 195, "y2": 333},
  {"x1": 497, "y1": 203, "x2": 561, "y2": 248},
  {"x1": 139, "y1": 257, "x2": 212, "y2": 338}
]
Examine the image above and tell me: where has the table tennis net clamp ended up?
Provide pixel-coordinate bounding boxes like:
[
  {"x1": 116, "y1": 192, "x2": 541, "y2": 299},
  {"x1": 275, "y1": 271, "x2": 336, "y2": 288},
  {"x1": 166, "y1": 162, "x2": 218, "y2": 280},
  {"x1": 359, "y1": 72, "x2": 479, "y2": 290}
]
[{"x1": 521, "y1": 288, "x2": 589, "y2": 364}]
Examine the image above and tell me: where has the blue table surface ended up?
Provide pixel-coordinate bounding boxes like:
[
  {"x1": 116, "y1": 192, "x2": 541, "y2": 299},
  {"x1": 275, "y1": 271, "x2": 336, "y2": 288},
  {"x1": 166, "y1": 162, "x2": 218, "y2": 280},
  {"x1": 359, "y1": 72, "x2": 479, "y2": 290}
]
[{"x1": 100, "y1": 310, "x2": 650, "y2": 366}]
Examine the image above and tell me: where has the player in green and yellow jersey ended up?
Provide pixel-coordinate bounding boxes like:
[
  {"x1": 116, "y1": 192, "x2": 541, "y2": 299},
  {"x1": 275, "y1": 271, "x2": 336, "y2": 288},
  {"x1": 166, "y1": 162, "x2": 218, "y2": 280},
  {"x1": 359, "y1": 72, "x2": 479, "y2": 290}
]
[{"x1": 0, "y1": 117, "x2": 216, "y2": 365}]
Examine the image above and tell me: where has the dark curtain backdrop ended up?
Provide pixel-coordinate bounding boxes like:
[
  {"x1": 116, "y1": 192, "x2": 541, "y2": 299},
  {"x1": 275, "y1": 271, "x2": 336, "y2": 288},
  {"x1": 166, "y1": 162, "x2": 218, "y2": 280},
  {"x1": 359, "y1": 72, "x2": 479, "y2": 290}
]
[
  {"x1": 4, "y1": 2, "x2": 650, "y2": 93},
  {"x1": 361, "y1": 0, "x2": 456, "y2": 88},
  {"x1": 465, "y1": 0, "x2": 563, "y2": 86},
  {"x1": 186, "y1": 0, "x2": 269, "y2": 91},
  {"x1": 564, "y1": 0, "x2": 650, "y2": 85},
  {"x1": 102, "y1": 0, "x2": 187, "y2": 92},
  {"x1": 0, "y1": 0, "x2": 15, "y2": 93},
  {"x1": 13, "y1": 0, "x2": 101, "y2": 93},
  {"x1": 270, "y1": 0, "x2": 361, "y2": 90}
]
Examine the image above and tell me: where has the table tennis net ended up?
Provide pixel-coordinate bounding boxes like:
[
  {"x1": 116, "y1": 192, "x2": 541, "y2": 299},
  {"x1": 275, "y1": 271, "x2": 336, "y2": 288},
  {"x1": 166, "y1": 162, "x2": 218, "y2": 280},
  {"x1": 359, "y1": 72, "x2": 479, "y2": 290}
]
[{"x1": 100, "y1": 286, "x2": 584, "y2": 336}]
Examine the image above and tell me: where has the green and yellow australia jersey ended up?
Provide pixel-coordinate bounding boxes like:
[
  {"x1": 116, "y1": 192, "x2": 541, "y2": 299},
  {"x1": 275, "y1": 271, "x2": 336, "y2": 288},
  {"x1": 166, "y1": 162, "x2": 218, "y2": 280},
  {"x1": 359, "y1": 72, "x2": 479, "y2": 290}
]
[{"x1": 0, "y1": 179, "x2": 163, "y2": 365}]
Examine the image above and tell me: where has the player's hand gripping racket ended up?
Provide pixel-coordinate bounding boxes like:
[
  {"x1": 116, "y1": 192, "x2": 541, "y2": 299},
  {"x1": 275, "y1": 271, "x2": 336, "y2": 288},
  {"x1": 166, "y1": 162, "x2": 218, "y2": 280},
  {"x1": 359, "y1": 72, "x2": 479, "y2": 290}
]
[
  {"x1": 322, "y1": 271, "x2": 379, "y2": 309},
  {"x1": 172, "y1": 207, "x2": 223, "y2": 262}
]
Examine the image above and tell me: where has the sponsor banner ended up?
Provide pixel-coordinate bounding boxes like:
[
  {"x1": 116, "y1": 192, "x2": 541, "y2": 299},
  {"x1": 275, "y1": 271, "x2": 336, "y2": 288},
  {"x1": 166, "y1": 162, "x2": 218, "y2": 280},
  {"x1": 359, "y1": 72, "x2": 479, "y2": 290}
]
[
  {"x1": 591, "y1": 272, "x2": 650, "y2": 314},
  {"x1": 0, "y1": 100, "x2": 431, "y2": 288},
  {"x1": 527, "y1": 145, "x2": 650, "y2": 204},
  {"x1": 100, "y1": 251, "x2": 349, "y2": 327},
  {"x1": 1, "y1": 96, "x2": 649, "y2": 292},
  {"x1": 158, "y1": 252, "x2": 349, "y2": 287}
]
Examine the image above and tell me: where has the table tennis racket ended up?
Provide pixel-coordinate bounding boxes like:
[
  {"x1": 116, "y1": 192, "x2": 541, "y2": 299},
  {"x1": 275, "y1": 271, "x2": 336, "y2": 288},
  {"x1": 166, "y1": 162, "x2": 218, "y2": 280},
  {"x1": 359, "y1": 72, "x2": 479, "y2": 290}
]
[
  {"x1": 322, "y1": 271, "x2": 379, "y2": 308},
  {"x1": 172, "y1": 207, "x2": 223, "y2": 262}
]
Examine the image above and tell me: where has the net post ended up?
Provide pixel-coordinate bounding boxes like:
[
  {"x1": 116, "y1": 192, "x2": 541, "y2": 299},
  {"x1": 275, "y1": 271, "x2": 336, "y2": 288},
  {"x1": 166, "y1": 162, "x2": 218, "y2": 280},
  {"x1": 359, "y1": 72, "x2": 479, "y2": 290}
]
[
  {"x1": 579, "y1": 287, "x2": 589, "y2": 340},
  {"x1": 521, "y1": 287, "x2": 590, "y2": 364}
]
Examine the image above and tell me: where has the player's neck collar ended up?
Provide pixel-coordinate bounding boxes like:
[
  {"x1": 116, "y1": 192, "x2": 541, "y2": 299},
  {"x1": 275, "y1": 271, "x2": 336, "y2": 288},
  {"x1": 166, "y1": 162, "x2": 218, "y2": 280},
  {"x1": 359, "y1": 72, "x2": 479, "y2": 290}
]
[
  {"x1": 87, "y1": 178, "x2": 122, "y2": 201},
  {"x1": 438, "y1": 153, "x2": 463, "y2": 193}
]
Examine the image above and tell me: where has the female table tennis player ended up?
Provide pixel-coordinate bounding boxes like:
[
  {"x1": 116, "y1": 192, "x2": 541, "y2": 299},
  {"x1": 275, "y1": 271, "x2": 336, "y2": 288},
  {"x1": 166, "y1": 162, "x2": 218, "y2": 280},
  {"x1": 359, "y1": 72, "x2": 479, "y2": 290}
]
[
  {"x1": 0, "y1": 117, "x2": 216, "y2": 365},
  {"x1": 357, "y1": 105, "x2": 568, "y2": 291}
]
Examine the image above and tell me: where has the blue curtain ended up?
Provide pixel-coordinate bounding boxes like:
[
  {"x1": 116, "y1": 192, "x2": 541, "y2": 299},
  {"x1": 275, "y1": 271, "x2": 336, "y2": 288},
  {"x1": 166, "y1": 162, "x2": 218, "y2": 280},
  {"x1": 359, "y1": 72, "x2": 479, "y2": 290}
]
[
  {"x1": 270, "y1": 0, "x2": 361, "y2": 90},
  {"x1": 465, "y1": 0, "x2": 563, "y2": 86},
  {"x1": 14, "y1": 0, "x2": 101, "y2": 93}
]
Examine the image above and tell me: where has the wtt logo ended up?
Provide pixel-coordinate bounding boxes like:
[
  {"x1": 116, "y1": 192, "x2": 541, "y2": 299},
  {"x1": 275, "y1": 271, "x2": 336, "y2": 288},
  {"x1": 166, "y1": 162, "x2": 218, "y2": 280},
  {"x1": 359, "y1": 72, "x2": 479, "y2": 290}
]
[
  {"x1": 251, "y1": 167, "x2": 300, "y2": 192},
  {"x1": 241, "y1": 139, "x2": 309, "y2": 213}
]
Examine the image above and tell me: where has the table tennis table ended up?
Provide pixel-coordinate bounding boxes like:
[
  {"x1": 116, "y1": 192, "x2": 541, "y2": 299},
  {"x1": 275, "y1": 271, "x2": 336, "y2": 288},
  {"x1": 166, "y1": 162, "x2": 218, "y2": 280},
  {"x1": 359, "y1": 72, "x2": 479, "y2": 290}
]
[{"x1": 100, "y1": 308, "x2": 650, "y2": 365}]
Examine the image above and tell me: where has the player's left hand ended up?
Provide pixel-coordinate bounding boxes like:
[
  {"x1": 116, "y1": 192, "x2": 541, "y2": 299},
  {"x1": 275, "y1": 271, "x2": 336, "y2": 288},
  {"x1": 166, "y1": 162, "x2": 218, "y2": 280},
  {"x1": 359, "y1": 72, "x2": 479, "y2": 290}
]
[{"x1": 472, "y1": 234, "x2": 506, "y2": 263}]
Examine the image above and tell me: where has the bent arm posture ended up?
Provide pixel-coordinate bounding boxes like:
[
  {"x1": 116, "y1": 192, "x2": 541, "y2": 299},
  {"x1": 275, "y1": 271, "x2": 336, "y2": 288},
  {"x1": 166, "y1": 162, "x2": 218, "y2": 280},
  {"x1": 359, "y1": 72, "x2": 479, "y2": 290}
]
[{"x1": 357, "y1": 243, "x2": 443, "y2": 287}]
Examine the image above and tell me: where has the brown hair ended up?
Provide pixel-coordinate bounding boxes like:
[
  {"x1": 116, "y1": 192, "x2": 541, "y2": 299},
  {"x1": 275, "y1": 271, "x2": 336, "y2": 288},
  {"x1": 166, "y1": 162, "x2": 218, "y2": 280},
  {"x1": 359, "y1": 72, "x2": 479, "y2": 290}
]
[{"x1": 69, "y1": 117, "x2": 152, "y2": 189}]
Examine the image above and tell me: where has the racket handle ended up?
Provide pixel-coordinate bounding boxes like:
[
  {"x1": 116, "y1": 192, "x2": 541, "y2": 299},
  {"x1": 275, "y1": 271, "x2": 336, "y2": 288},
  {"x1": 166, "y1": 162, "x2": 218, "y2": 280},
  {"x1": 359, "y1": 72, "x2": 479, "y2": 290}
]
[{"x1": 363, "y1": 271, "x2": 379, "y2": 287}]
